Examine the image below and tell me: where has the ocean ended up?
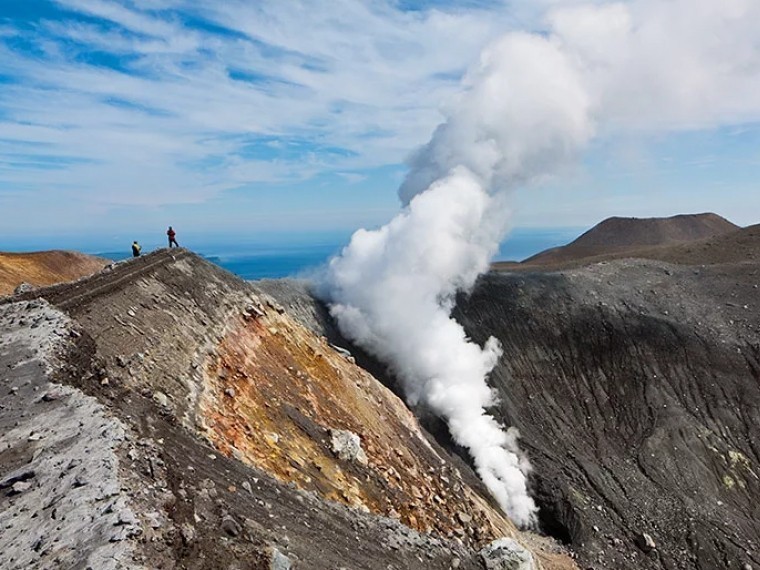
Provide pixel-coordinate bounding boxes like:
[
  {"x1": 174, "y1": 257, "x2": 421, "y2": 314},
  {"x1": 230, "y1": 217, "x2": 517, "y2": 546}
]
[{"x1": 94, "y1": 227, "x2": 583, "y2": 281}]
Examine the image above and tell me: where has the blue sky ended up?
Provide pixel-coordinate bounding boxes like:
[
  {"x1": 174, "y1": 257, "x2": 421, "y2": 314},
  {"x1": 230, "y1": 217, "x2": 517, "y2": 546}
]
[{"x1": 1, "y1": 0, "x2": 759, "y2": 246}]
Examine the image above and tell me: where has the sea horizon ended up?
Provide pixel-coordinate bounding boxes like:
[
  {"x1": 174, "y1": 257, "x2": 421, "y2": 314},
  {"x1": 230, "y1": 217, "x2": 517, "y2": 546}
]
[{"x1": 1, "y1": 227, "x2": 585, "y2": 281}]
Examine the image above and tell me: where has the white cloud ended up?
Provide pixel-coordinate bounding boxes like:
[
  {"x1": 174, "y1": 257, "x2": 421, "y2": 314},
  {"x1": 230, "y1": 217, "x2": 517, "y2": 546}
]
[
  {"x1": 3, "y1": 0, "x2": 759, "y2": 232},
  {"x1": 0, "y1": 0, "x2": 519, "y2": 219},
  {"x1": 549, "y1": 0, "x2": 760, "y2": 131}
]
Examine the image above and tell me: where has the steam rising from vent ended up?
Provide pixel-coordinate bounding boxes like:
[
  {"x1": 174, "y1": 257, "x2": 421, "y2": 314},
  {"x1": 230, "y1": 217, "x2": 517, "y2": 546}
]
[{"x1": 322, "y1": 0, "x2": 760, "y2": 527}]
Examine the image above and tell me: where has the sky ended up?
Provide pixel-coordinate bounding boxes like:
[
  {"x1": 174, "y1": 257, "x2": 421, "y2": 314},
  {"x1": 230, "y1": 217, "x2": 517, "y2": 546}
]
[{"x1": 1, "y1": 0, "x2": 759, "y2": 245}]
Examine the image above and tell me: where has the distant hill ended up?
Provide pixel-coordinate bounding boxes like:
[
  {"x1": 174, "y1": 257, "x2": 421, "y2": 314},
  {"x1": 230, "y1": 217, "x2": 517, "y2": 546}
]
[
  {"x1": 0, "y1": 250, "x2": 107, "y2": 295},
  {"x1": 619, "y1": 222, "x2": 757, "y2": 265},
  {"x1": 496, "y1": 213, "x2": 741, "y2": 270}
]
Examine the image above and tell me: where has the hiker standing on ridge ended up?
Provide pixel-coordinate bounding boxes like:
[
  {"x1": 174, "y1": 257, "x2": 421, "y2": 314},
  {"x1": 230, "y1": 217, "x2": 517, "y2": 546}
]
[
  {"x1": 132, "y1": 241, "x2": 142, "y2": 257},
  {"x1": 167, "y1": 226, "x2": 179, "y2": 248}
]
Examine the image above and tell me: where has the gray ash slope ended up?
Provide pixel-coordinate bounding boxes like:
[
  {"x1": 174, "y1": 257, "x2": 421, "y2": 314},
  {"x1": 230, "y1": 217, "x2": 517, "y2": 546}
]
[
  {"x1": 457, "y1": 259, "x2": 760, "y2": 570},
  {"x1": 259, "y1": 220, "x2": 760, "y2": 570}
]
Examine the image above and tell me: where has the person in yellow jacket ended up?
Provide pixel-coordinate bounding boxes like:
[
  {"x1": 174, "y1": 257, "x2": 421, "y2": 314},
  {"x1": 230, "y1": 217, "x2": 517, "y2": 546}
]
[{"x1": 131, "y1": 241, "x2": 142, "y2": 257}]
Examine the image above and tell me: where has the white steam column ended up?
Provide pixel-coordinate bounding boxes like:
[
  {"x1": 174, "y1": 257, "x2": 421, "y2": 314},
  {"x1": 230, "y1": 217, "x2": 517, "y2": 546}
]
[
  {"x1": 324, "y1": 33, "x2": 592, "y2": 527},
  {"x1": 323, "y1": 0, "x2": 760, "y2": 527}
]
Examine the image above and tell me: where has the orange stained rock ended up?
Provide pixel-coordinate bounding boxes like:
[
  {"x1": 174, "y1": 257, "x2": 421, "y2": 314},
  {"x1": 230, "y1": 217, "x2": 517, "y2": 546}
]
[{"x1": 199, "y1": 309, "x2": 517, "y2": 546}]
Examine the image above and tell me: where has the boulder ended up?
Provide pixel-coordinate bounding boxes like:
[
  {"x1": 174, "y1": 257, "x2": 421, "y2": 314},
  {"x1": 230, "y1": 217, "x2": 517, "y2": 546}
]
[
  {"x1": 479, "y1": 538, "x2": 535, "y2": 570},
  {"x1": 329, "y1": 429, "x2": 368, "y2": 466},
  {"x1": 634, "y1": 532, "x2": 656, "y2": 553},
  {"x1": 329, "y1": 344, "x2": 353, "y2": 359},
  {"x1": 14, "y1": 282, "x2": 35, "y2": 294},
  {"x1": 221, "y1": 515, "x2": 241, "y2": 537},
  {"x1": 270, "y1": 546, "x2": 292, "y2": 570},
  {"x1": 153, "y1": 391, "x2": 169, "y2": 408}
]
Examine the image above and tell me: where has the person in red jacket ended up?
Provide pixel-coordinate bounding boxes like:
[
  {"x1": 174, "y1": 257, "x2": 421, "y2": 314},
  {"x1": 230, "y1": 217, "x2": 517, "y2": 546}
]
[{"x1": 167, "y1": 226, "x2": 179, "y2": 248}]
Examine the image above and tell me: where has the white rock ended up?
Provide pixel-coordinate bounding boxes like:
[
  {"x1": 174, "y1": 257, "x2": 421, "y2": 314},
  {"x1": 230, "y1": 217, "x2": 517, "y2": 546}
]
[
  {"x1": 10, "y1": 481, "x2": 33, "y2": 495},
  {"x1": 270, "y1": 547, "x2": 292, "y2": 570},
  {"x1": 480, "y1": 538, "x2": 536, "y2": 570},
  {"x1": 635, "y1": 532, "x2": 656, "y2": 553},
  {"x1": 153, "y1": 391, "x2": 169, "y2": 408},
  {"x1": 329, "y1": 429, "x2": 368, "y2": 466}
]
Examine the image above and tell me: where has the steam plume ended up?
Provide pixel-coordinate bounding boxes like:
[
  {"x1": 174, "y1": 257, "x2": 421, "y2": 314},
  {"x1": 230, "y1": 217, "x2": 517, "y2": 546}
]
[{"x1": 323, "y1": 0, "x2": 760, "y2": 527}]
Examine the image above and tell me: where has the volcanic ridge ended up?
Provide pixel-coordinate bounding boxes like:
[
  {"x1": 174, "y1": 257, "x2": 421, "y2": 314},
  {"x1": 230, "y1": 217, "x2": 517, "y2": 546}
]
[
  {"x1": 494, "y1": 212, "x2": 741, "y2": 270},
  {"x1": 0, "y1": 248, "x2": 572, "y2": 570}
]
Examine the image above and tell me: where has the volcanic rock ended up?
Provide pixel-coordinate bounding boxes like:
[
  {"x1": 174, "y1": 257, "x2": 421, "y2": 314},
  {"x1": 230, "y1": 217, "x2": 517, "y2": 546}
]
[
  {"x1": 221, "y1": 515, "x2": 242, "y2": 537},
  {"x1": 480, "y1": 538, "x2": 535, "y2": 570},
  {"x1": 8, "y1": 480, "x2": 33, "y2": 495},
  {"x1": 152, "y1": 391, "x2": 169, "y2": 407},
  {"x1": 14, "y1": 282, "x2": 35, "y2": 294},
  {"x1": 634, "y1": 532, "x2": 656, "y2": 554},
  {"x1": 270, "y1": 547, "x2": 292, "y2": 570},
  {"x1": 0, "y1": 248, "x2": 574, "y2": 570},
  {"x1": 329, "y1": 428, "x2": 369, "y2": 466}
]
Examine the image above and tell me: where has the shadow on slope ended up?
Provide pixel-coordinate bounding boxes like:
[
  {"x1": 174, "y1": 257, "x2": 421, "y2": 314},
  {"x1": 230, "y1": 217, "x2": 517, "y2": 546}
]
[{"x1": 455, "y1": 259, "x2": 760, "y2": 570}]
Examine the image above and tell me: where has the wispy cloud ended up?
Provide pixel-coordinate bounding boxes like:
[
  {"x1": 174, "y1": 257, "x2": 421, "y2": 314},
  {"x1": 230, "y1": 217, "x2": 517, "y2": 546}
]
[
  {"x1": 0, "y1": 0, "x2": 519, "y2": 224},
  {"x1": 4, "y1": 0, "x2": 759, "y2": 235}
]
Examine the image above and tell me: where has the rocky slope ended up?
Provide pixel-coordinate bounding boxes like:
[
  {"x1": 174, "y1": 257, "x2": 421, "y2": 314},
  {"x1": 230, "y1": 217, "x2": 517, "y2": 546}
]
[
  {"x1": 457, "y1": 259, "x2": 760, "y2": 570},
  {"x1": 261, "y1": 222, "x2": 760, "y2": 570},
  {"x1": 1, "y1": 249, "x2": 575, "y2": 569},
  {"x1": 0, "y1": 250, "x2": 107, "y2": 295},
  {"x1": 0, "y1": 300, "x2": 139, "y2": 570}
]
